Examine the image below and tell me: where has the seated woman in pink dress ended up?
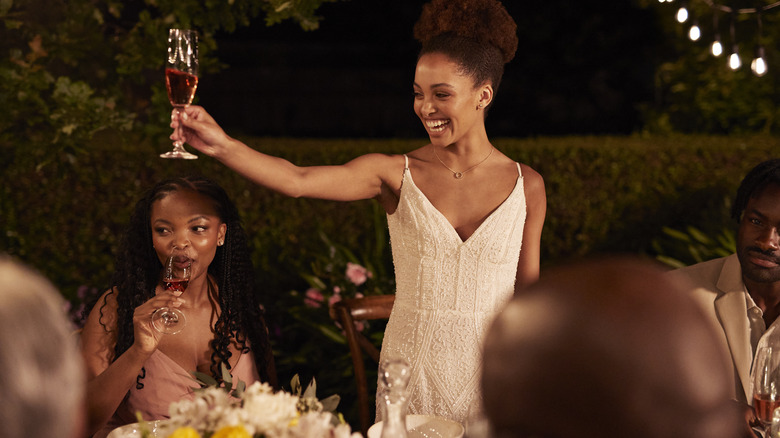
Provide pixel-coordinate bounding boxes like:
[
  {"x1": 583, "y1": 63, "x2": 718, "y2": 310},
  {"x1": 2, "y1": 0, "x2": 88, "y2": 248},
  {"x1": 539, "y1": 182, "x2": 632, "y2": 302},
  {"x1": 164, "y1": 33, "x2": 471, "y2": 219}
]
[{"x1": 81, "y1": 176, "x2": 276, "y2": 438}]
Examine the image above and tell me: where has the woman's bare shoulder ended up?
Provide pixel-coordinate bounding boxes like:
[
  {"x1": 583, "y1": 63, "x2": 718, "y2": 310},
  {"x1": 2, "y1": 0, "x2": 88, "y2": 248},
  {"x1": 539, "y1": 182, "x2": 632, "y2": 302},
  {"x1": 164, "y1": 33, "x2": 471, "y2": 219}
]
[
  {"x1": 519, "y1": 163, "x2": 544, "y2": 187},
  {"x1": 84, "y1": 288, "x2": 119, "y2": 333}
]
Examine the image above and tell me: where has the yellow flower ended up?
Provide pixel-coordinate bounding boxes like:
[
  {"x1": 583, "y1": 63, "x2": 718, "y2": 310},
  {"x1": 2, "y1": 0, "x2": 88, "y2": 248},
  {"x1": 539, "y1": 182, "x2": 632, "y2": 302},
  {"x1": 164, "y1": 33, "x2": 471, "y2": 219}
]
[
  {"x1": 211, "y1": 425, "x2": 251, "y2": 438},
  {"x1": 168, "y1": 427, "x2": 201, "y2": 438}
]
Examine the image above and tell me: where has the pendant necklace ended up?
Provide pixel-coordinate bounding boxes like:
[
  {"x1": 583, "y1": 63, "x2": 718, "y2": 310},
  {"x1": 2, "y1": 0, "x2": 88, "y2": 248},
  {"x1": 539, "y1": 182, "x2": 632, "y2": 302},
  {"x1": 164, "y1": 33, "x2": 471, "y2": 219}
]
[{"x1": 433, "y1": 146, "x2": 494, "y2": 179}]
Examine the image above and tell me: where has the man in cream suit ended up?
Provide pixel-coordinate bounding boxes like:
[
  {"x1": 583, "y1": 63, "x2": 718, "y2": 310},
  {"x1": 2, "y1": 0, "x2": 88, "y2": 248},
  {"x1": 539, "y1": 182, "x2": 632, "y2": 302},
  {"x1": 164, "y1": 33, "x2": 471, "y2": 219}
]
[{"x1": 670, "y1": 158, "x2": 780, "y2": 434}]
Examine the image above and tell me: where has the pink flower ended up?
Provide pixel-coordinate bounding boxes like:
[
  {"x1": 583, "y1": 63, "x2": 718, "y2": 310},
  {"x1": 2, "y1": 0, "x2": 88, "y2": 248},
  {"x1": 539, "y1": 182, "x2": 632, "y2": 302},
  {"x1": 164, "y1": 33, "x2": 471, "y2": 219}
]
[
  {"x1": 346, "y1": 262, "x2": 371, "y2": 286},
  {"x1": 329, "y1": 292, "x2": 342, "y2": 307},
  {"x1": 304, "y1": 288, "x2": 324, "y2": 308}
]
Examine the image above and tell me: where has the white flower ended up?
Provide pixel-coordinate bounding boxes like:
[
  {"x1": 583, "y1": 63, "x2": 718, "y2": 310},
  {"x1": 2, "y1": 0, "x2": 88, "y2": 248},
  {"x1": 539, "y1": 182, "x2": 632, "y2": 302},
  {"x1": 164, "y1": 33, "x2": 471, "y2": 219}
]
[
  {"x1": 159, "y1": 376, "x2": 356, "y2": 438},
  {"x1": 239, "y1": 382, "x2": 299, "y2": 436}
]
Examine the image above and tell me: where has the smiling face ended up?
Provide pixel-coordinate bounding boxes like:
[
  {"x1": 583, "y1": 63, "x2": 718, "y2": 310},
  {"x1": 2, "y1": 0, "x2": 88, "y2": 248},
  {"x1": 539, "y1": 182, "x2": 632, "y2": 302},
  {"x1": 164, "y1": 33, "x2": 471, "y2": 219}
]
[
  {"x1": 413, "y1": 53, "x2": 492, "y2": 146},
  {"x1": 150, "y1": 189, "x2": 227, "y2": 283},
  {"x1": 737, "y1": 183, "x2": 780, "y2": 285}
]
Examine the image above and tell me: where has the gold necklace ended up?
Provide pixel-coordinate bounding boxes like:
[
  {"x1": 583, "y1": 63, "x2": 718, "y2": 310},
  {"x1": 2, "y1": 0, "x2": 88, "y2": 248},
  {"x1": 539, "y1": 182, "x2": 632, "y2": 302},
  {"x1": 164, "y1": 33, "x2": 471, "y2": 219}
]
[{"x1": 433, "y1": 146, "x2": 494, "y2": 179}]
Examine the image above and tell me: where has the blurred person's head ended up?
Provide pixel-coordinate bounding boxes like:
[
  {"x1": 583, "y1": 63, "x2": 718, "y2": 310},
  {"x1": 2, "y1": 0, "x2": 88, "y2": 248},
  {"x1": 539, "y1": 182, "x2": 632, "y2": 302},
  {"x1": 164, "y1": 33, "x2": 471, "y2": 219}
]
[
  {"x1": 482, "y1": 257, "x2": 739, "y2": 438},
  {"x1": 0, "y1": 255, "x2": 85, "y2": 438}
]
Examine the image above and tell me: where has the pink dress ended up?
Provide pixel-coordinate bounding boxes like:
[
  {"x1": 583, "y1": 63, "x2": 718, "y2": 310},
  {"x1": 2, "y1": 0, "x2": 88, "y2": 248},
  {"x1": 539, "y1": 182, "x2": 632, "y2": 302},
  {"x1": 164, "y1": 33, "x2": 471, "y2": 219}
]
[{"x1": 95, "y1": 349, "x2": 260, "y2": 438}]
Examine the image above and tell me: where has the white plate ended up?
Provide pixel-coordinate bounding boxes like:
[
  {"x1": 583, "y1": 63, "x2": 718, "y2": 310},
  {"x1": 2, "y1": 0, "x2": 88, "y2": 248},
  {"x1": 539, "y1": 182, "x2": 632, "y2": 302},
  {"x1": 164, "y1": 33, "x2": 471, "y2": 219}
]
[
  {"x1": 367, "y1": 414, "x2": 464, "y2": 438},
  {"x1": 106, "y1": 420, "x2": 167, "y2": 438}
]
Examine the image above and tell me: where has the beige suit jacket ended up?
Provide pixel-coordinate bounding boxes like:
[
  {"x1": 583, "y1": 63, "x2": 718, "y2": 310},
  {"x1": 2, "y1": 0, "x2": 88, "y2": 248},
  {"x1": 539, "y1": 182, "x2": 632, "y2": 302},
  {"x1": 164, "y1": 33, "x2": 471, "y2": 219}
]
[{"x1": 669, "y1": 254, "x2": 752, "y2": 402}]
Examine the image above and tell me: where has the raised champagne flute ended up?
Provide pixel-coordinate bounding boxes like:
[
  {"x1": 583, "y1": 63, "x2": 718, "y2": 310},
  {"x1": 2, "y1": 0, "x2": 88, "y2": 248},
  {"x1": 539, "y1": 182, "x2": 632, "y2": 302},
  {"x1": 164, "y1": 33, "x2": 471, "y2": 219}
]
[
  {"x1": 151, "y1": 248, "x2": 191, "y2": 334},
  {"x1": 161, "y1": 28, "x2": 199, "y2": 159},
  {"x1": 752, "y1": 346, "x2": 780, "y2": 431}
]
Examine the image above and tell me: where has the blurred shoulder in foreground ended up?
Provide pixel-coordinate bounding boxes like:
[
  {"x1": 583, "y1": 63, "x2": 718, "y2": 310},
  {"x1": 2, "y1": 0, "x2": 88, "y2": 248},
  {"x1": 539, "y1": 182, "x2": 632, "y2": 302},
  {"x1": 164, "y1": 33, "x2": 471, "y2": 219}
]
[{"x1": 0, "y1": 255, "x2": 85, "y2": 438}]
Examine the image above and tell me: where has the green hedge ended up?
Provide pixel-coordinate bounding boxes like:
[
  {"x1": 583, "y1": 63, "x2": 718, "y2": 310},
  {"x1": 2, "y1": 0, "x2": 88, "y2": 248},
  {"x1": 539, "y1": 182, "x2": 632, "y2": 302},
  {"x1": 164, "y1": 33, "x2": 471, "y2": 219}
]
[{"x1": 1, "y1": 133, "x2": 777, "y2": 425}]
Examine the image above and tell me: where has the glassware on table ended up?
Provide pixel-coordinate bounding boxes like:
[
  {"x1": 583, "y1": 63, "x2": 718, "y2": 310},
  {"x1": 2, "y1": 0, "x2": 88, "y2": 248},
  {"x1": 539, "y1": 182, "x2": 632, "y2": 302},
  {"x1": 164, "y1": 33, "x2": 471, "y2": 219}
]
[
  {"x1": 161, "y1": 28, "x2": 199, "y2": 160},
  {"x1": 772, "y1": 407, "x2": 780, "y2": 438},
  {"x1": 753, "y1": 346, "x2": 780, "y2": 430},
  {"x1": 379, "y1": 357, "x2": 411, "y2": 438},
  {"x1": 151, "y1": 248, "x2": 191, "y2": 334}
]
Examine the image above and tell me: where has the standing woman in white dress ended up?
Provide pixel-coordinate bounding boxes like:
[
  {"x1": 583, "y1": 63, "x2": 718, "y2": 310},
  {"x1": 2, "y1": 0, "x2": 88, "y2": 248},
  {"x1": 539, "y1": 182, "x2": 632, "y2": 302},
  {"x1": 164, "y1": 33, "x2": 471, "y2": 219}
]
[{"x1": 172, "y1": 0, "x2": 546, "y2": 425}]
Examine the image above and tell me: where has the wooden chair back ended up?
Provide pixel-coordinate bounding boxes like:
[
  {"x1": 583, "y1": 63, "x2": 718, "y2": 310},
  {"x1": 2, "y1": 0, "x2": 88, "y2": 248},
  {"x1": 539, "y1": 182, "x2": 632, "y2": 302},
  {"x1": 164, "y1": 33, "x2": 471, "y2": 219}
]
[{"x1": 329, "y1": 294, "x2": 395, "y2": 436}]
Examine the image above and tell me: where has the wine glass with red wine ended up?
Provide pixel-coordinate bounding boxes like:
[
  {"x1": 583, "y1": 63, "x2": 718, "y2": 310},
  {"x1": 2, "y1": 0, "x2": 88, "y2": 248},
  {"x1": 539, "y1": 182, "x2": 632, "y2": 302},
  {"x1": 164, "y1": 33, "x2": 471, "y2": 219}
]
[
  {"x1": 161, "y1": 28, "x2": 199, "y2": 159},
  {"x1": 151, "y1": 248, "x2": 191, "y2": 334},
  {"x1": 752, "y1": 346, "x2": 780, "y2": 431}
]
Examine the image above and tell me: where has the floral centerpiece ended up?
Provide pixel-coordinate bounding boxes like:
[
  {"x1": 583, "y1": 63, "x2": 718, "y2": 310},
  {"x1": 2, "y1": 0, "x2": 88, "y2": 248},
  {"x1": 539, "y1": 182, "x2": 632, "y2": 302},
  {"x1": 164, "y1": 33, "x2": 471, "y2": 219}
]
[{"x1": 142, "y1": 370, "x2": 361, "y2": 438}]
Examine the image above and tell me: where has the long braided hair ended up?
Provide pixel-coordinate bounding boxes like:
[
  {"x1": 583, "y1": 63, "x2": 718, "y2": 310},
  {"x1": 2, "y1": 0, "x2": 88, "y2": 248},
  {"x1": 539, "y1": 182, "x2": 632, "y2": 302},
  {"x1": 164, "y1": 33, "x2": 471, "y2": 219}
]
[{"x1": 98, "y1": 175, "x2": 275, "y2": 387}]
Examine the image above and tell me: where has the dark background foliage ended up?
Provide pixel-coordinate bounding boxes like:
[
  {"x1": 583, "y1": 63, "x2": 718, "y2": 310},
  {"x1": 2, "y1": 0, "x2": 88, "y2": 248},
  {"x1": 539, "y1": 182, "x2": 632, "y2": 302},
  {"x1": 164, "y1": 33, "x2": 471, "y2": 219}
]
[{"x1": 201, "y1": 1, "x2": 666, "y2": 138}]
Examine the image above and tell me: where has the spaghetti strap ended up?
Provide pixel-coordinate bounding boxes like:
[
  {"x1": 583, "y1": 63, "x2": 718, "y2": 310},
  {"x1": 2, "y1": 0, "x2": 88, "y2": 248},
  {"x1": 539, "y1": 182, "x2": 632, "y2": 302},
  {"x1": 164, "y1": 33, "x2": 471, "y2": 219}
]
[
  {"x1": 516, "y1": 162, "x2": 522, "y2": 178},
  {"x1": 403, "y1": 154, "x2": 409, "y2": 170}
]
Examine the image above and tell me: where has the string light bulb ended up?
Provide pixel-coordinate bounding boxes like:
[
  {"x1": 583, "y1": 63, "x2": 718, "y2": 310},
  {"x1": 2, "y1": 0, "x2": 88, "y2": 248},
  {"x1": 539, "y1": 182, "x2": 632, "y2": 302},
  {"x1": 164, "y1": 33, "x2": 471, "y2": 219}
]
[
  {"x1": 751, "y1": 9, "x2": 767, "y2": 77},
  {"x1": 751, "y1": 46, "x2": 768, "y2": 76},
  {"x1": 711, "y1": 36, "x2": 723, "y2": 56},
  {"x1": 729, "y1": 45, "x2": 741, "y2": 70},
  {"x1": 728, "y1": 13, "x2": 740, "y2": 70},
  {"x1": 677, "y1": 6, "x2": 689, "y2": 23},
  {"x1": 689, "y1": 19, "x2": 701, "y2": 41},
  {"x1": 710, "y1": 12, "x2": 722, "y2": 57}
]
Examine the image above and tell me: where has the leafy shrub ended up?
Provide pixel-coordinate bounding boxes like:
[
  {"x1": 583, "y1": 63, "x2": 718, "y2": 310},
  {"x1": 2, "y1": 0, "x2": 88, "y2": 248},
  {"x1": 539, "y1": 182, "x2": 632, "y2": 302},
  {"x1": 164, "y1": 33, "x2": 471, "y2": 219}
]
[{"x1": 652, "y1": 225, "x2": 736, "y2": 269}]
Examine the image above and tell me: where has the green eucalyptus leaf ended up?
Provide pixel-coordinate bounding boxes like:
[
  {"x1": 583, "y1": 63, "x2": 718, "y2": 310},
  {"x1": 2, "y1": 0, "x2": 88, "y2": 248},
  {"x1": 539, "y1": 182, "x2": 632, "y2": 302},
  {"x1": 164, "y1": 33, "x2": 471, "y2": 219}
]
[
  {"x1": 221, "y1": 362, "x2": 233, "y2": 384},
  {"x1": 191, "y1": 371, "x2": 218, "y2": 387},
  {"x1": 291, "y1": 374, "x2": 302, "y2": 395},
  {"x1": 303, "y1": 377, "x2": 317, "y2": 399},
  {"x1": 320, "y1": 394, "x2": 340, "y2": 413}
]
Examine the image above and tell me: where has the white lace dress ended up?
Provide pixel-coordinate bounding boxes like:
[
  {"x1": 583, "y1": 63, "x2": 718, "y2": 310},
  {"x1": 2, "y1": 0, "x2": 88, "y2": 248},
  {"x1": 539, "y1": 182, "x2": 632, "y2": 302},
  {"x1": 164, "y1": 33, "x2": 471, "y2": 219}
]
[{"x1": 378, "y1": 155, "x2": 527, "y2": 424}]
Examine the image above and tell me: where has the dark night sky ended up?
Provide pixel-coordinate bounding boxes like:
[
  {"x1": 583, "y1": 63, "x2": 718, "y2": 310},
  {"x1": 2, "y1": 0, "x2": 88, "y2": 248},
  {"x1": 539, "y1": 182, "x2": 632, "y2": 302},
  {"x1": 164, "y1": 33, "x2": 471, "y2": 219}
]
[{"x1": 198, "y1": 1, "x2": 669, "y2": 138}]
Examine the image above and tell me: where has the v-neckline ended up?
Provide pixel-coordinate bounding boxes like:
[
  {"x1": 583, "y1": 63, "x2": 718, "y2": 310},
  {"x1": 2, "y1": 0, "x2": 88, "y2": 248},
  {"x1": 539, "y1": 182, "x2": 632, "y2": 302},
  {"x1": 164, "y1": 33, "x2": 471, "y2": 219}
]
[
  {"x1": 155, "y1": 345, "x2": 246, "y2": 377},
  {"x1": 401, "y1": 166, "x2": 522, "y2": 244}
]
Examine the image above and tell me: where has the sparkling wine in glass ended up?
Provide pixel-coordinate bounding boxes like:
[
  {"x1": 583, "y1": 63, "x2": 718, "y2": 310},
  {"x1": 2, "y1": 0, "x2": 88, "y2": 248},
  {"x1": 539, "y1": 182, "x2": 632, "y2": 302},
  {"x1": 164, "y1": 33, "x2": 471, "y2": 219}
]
[
  {"x1": 151, "y1": 249, "x2": 191, "y2": 334},
  {"x1": 753, "y1": 346, "x2": 780, "y2": 430},
  {"x1": 161, "y1": 28, "x2": 199, "y2": 159}
]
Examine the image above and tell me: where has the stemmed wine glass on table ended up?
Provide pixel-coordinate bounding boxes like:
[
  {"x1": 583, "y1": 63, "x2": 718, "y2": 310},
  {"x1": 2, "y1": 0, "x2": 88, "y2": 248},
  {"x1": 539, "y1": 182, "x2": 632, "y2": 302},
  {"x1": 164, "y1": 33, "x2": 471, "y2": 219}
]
[
  {"x1": 753, "y1": 346, "x2": 780, "y2": 434},
  {"x1": 161, "y1": 28, "x2": 199, "y2": 159},
  {"x1": 151, "y1": 248, "x2": 191, "y2": 334}
]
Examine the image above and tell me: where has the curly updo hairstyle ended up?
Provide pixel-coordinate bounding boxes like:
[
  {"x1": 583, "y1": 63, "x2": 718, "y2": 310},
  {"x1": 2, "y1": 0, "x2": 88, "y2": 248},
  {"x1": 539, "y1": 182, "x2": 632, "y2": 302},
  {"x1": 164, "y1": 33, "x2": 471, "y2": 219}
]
[{"x1": 413, "y1": 0, "x2": 518, "y2": 97}]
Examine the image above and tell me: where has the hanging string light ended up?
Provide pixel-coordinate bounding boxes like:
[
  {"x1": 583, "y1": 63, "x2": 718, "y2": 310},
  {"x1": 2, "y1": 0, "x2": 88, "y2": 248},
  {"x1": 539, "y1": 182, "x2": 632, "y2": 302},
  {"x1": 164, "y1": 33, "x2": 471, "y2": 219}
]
[
  {"x1": 751, "y1": 7, "x2": 768, "y2": 76},
  {"x1": 728, "y1": 11, "x2": 741, "y2": 70},
  {"x1": 689, "y1": 18, "x2": 702, "y2": 40},
  {"x1": 711, "y1": 11, "x2": 723, "y2": 56},
  {"x1": 662, "y1": 0, "x2": 780, "y2": 76},
  {"x1": 677, "y1": 2, "x2": 690, "y2": 22}
]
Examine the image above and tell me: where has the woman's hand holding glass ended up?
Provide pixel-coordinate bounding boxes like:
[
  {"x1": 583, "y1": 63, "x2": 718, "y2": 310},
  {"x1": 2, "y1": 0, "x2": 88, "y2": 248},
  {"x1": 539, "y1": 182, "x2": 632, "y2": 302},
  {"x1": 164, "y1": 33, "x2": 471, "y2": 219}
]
[{"x1": 170, "y1": 105, "x2": 236, "y2": 159}]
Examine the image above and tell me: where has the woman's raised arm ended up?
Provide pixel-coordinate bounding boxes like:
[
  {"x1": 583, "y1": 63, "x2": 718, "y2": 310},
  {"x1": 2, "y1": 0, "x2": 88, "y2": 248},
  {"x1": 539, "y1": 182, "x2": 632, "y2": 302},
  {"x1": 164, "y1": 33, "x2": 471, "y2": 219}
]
[{"x1": 172, "y1": 106, "x2": 402, "y2": 202}]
